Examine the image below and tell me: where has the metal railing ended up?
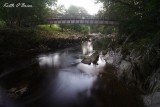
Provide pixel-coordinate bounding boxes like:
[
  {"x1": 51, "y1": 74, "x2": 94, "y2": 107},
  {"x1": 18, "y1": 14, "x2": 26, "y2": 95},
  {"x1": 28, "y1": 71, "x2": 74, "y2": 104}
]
[{"x1": 50, "y1": 14, "x2": 109, "y2": 20}]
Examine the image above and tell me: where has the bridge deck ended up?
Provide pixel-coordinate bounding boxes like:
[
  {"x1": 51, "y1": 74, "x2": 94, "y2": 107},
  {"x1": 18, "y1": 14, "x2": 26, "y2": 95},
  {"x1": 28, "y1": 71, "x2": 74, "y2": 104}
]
[
  {"x1": 46, "y1": 19, "x2": 119, "y2": 25},
  {"x1": 25, "y1": 16, "x2": 119, "y2": 25}
]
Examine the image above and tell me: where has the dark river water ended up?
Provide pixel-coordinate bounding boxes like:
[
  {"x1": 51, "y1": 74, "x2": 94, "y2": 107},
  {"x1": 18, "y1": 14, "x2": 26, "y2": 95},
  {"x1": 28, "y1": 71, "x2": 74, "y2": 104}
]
[{"x1": 0, "y1": 46, "x2": 144, "y2": 107}]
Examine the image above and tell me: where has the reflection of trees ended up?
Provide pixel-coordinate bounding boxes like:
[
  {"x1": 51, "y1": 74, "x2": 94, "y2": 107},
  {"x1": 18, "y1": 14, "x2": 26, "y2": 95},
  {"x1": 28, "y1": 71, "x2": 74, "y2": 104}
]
[{"x1": 91, "y1": 66, "x2": 144, "y2": 107}]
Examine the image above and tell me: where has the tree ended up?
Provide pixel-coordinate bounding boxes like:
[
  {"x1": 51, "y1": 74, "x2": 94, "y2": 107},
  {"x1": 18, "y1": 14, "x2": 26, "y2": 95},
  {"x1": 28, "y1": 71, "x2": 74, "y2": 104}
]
[
  {"x1": 0, "y1": 0, "x2": 57, "y2": 27},
  {"x1": 66, "y1": 5, "x2": 89, "y2": 18},
  {"x1": 96, "y1": 0, "x2": 160, "y2": 40},
  {"x1": 63, "y1": 5, "x2": 90, "y2": 33},
  {"x1": 51, "y1": 4, "x2": 66, "y2": 16}
]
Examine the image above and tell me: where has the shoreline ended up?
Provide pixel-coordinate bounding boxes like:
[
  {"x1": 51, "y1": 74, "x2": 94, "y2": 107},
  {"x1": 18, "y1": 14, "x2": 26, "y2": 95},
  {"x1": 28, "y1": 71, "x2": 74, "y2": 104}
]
[{"x1": 0, "y1": 28, "x2": 90, "y2": 62}]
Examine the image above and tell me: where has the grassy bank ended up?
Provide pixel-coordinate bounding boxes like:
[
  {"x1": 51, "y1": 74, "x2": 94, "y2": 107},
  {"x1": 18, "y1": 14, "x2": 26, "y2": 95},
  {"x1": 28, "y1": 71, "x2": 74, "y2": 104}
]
[{"x1": 0, "y1": 25, "x2": 88, "y2": 60}]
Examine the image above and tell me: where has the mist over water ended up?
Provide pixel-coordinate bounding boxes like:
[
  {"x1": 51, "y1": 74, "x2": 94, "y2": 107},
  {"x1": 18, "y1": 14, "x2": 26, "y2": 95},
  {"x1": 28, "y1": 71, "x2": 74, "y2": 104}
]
[{"x1": 0, "y1": 41, "x2": 144, "y2": 107}]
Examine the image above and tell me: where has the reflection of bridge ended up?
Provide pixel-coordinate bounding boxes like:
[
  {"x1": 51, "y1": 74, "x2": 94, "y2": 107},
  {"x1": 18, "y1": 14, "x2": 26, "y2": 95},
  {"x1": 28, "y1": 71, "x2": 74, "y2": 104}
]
[{"x1": 26, "y1": 15, "x2": 119, "y2": 25}]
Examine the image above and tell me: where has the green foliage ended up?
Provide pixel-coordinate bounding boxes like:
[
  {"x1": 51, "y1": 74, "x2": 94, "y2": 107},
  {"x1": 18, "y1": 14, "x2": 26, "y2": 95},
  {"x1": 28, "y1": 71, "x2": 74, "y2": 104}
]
[
  {"x1": 63, "y1": 24, "x2": 90, "y2": 34},
  {"x1": 94, "y1": 38, "x2": 110, "y2": 50},
  {"x1": 80, "y1": 25, "x2": 90, "y2": 34},
  {"x1": 96, "y1": 0, "x2": 160, "y2": 94},
  {"x1": 90, "y1": 25, "x2": 104, "y2": 33},
  {"x1": 37, "y1": 24, "x2": 61, "y2": 32},
  {"x1": 0, "y1": 28, "x2": 86, "y2": 58},
  {"x1": 0, "y1": 28, "x2": 39, "y2": 53},
  {"x1": 96, "y1": 0, "x2": 160, "y2": 38},
  {"x1": 91, "y1": 25, "x2": 117, "y2": 34},
  {"x1": 0, "y1": 20, "x2": 6, "y2": 28},
  {"x1": 59, "y1": 5, "x2": 90, "y2": 33},
  {"x1": 0, "y1": 0, "x2": 56, "y2": 27}
]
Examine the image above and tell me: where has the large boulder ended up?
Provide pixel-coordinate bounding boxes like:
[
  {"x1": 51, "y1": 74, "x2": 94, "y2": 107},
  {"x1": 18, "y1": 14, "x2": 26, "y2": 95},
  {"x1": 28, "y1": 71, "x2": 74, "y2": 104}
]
[{"x1": 81, "y1": 51, "x2": 99, "y2": 65}]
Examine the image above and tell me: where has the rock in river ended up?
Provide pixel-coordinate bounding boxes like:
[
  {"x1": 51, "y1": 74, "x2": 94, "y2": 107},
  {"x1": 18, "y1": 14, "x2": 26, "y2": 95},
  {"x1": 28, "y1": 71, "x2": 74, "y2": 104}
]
[{"x1": 81, "y1": 51, "x2": 99, "y2": 65}]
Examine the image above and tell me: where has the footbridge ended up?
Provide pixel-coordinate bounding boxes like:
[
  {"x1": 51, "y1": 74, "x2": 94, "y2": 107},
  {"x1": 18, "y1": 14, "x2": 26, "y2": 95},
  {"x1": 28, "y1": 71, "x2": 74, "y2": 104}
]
[{"x1": 25, "y1": 14, "x2": 119, "y2": 25}]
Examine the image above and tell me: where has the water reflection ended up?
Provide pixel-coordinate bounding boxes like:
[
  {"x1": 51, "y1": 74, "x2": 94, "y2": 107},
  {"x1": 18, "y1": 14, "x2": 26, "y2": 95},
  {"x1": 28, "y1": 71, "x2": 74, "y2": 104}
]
[
  {"x1": 37, "y1": 47, "x2": 106, "y2": 106},
  {"x1": 39, "y1": 53, "x2": 61, "y2": 68},
  {"x1": 39, "y1": 52, "x2": 79, "y2": 69},
  {"x1": 51, "y1": 69, "x2": 97, "y2": 106},
  {"x1": 0, "y1": 87, "x2": 16, "y2": 107},
  {"x1": 82, "y1": 38, "x2": 93, "y2": 55},
  {"x1": 0, "y1": 41, "x2": 144, "y2": 107}
]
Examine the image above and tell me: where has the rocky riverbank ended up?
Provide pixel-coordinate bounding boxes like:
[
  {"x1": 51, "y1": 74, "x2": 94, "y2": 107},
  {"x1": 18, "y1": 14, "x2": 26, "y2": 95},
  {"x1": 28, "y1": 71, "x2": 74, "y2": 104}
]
[{"x1": 93, "y1": 37, "x2": 160, "y2": 107}]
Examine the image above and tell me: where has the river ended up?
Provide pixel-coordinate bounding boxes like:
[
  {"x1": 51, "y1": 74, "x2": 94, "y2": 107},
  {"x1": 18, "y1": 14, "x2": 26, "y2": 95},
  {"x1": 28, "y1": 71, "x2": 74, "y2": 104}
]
[{"x1": 0, "y1": 41, "x2": 144, "y2": 107}]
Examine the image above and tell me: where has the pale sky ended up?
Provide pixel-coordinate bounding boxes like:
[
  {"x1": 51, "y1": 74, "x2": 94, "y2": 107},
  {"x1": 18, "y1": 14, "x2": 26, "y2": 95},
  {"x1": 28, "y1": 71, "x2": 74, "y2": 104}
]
[{"x1": 57, "y1": 0, "x2": 103, "y2": 15}]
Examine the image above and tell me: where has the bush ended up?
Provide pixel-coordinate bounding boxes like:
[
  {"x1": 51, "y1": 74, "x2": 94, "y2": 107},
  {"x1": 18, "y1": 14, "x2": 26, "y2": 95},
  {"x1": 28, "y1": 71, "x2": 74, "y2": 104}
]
[
  {"x1": 37, "y1": 24, "x2": 61, "y2": 32},
  {"x1": 0, "y1": 21, "x2": 6, "y2": 28}
]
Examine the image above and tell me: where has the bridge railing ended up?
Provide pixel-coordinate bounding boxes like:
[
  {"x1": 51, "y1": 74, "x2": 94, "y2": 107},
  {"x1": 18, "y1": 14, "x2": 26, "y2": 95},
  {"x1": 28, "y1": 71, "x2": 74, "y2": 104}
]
[
  {"x1": 23, "y1": 14, "x2": 119, "y2": 26},
  {"x1": 50, "y1": 14, "x2": 108, "y2": 20}
]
